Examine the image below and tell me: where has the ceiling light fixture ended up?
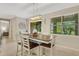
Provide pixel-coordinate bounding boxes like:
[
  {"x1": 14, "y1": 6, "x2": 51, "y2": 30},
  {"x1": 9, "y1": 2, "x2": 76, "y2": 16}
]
[{"x1": 31, "y1": 3, "x2": 43, "y2": 21}]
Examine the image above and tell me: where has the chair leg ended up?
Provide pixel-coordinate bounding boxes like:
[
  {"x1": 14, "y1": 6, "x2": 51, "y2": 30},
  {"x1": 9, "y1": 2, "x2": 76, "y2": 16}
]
[
  {"x1": 39, "y1": 44, "x2": 42, "y2": 56},
  {"x1": 50, "y1": 45, "x2": 53, "y2": 56},
  {"x1": 21, "y1": 44, "x2": 23, "y2": 56},
  {"x1": 16, "y1": 44, "x2": 19, "y2": 56},
  {"x1": 50, "y1": 48, "x2": 52, "y2": 56},
  {"x1": 27, "y1": 50, "x2": 31, "y2": 56}
]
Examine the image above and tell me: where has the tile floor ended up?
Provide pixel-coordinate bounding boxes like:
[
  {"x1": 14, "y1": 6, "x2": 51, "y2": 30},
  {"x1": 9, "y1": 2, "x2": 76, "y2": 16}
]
[
  {"x1": 0, "y1": 37, "x2": 79, "y2": 56},
  {"x1": 0, "y1": 37, "x2": 17, "y2": 56}
]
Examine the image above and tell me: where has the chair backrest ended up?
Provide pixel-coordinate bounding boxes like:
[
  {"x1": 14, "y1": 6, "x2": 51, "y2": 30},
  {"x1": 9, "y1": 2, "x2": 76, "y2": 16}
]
[
  {"x1": 21, "y1": 34, "x2": 30, "y2": 51},
  {"x1": 16, "y1": 32, "x2": 22, "y2": 44},
  {"x1": 38, "y1": 34, "x2": 56, "y2": 44},
  {"x1": 38, "y1": 33, "x2": 50, "y2": 41},
  {"x1": 42, "y1": 35, "x2": 50, "y2": 40},
  {"x1": 51, "y1": 35, "x2": 57, "y2": 44}
]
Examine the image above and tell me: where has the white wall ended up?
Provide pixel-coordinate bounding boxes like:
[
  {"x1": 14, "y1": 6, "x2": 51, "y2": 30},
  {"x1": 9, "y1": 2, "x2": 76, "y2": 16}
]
[
  {"x1": 53, "y1": 35, "x2": 79, "y2": 51},
  {"x1": 45, "y1": 5, "x2": 79, "y2": 51},
  {"x1": 1, "y1": 16, "x2": 27, "y2": 43},
  {"x1": 28, "y1": 5, "x2": 79, "y2": 51},
  {"x1": 11, "y1": 17, "x2": 26, "y2": 42}
]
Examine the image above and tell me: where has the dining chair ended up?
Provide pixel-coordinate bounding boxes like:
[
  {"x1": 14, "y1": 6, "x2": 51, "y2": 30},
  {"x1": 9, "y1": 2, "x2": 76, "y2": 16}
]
[
  {"x1": 16, "y1": 31, "x2": 29, "y2": 56},
  {"x1": 21, "y1": 34, "x2": 39, "y2": 56},
  {"x1": 16, "y1": 32, "x2": 23, "y2": 56},
  {"x1": 40, "y1": 34, "x2": 56, "y2": 56}
]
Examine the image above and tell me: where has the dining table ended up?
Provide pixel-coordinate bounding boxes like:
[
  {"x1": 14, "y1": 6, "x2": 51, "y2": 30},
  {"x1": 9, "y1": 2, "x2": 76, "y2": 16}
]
[{"x1": 21, "y1": 34, "x2": 54, "y2": 56}]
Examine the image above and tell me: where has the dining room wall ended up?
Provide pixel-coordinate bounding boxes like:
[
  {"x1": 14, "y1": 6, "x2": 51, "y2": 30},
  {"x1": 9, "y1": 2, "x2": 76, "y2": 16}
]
[
  {"x1": 11, "y1": 17, "x2": 27, "y2": 42},
  {"x1": 44, "y1": 5, "x2": 79, "y2": 51},
  {"x1": 27, "y1": 5, "x2": 79, "y2": 51},
  {"x1": 0, "y1": 16, "x2": 27, "y2": 44},
  {"x1": 28, "y1": 5, "x2": 79, "y2": 35}
]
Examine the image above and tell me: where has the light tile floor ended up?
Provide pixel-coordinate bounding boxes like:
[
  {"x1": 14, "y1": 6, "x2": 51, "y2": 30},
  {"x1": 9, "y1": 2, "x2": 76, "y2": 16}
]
[
  {"x1": 0, "y1": 37, "x2": 79, "y2": 56},
  {"x1": 0, "y1": 37, "x2": 17, "y2": 56}
]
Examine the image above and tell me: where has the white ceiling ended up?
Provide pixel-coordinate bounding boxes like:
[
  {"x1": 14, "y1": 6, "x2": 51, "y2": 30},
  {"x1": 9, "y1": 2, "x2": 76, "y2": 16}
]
[{"x1": 0, "y1": 3, "x2": 79, "y2": 18}]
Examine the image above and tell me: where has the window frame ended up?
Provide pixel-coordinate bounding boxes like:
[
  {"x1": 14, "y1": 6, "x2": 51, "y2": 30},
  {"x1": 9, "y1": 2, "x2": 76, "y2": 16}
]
[{"x1": 50, "y1": 13, "x2": 78, "y2": 35}]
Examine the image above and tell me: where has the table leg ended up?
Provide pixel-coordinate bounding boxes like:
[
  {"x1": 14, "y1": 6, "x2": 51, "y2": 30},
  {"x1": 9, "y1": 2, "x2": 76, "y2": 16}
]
[{"x1": 39, "y1": 44, "x2": 41, "y2": 56}]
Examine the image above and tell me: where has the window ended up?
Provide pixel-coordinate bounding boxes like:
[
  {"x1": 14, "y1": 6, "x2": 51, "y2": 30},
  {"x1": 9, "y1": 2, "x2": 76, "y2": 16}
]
[
  {"x1": 36, "y1": 21, "x2": 41, "y2": 32},
  {"x1": 30, "y1": 21, "x2": 41, "y2": 33},
  {"x1": 51, "y1": 17, "x2": 62, "y2": 34},
  {"x1": 63, "y1": 14, "x2": 78, "y2": 35},
  {"x1": 50, "y1": 14, "x2": 78, "y2": 35}
]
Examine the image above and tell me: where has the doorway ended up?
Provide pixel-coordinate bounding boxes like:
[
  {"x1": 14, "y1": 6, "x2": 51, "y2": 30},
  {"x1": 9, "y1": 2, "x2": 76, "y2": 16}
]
[{"x1": 0, "y1": 19, "x2": 10, "y2": 48}]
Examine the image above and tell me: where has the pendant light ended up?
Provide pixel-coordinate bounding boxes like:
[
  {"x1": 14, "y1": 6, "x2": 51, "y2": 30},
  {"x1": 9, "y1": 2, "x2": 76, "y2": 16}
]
[{"x1": 31, "y1": 3, "x2": 43, "y2": 21}]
